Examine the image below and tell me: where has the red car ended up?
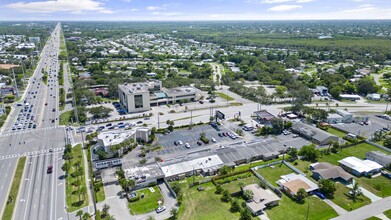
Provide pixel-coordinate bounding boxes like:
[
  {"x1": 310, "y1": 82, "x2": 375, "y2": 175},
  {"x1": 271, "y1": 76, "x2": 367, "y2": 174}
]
[{"x1": 47, "y1": 166, "x2": 53, "y2": 174}]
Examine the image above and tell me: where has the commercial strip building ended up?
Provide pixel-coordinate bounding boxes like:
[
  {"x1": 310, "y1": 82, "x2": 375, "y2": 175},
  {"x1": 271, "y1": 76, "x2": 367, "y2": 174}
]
[
  {"x1": 326, "y1": 109, "x2": 368, "y2": 124},
  {"x1": 291, "y1": 122, "x2": 339, "y2": 145},
  {"x1": 118, "y1": 80, "x2": 201, "y2": 113}
]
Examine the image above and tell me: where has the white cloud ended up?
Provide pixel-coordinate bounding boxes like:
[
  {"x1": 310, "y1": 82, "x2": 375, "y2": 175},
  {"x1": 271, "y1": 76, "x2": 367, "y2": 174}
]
[
  {"x1": 252, "y1": 0, "x2": 313, "y2": 3},
  {"x1": 6, "y1": 0, "x2": 112, "y2": 14},
  {"x1": 342, "y1": 4, "x2": 375, "y2": 13},
  {"x1": 146, "y1": 6, "x2": 163, "y2": 11},
  {"x1": 268, "y1": 4, "x2": 302, "y2": 11},
  {"x1": 152, "y1": 12, "x2": 182, "y2": 16}
]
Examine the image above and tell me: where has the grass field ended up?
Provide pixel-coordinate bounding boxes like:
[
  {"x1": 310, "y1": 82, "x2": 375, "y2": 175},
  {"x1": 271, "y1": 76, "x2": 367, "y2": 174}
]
[
  {"x1": 318, "y1": 143, "x2": 390, "y2": 165},
  {"x1": 178, "y1": 182, "x2": 241, "y2": 220},
  {"x1": 128, "y1": 186, "x2": 164, "y2": 215},
  {"x1": 1, "y1": 157, "x2": 26, "y2": 220},
  {"x1": 255, "y1": 163, "x2": 297, "y2": 187},
  {"x1": 327, "y1": 127, "x2": 347, "y2": 138},
  {"x1": 384, "y1": 209, "x2": 391, "y2": 218},
  {"x1": 95, "y1": 179, "x2": 105, "y2": 202},
  {"x1": 330, "y1": 183, "x2": 371, "y2": 211},
  {"x1": 221, "y1": 173, "x2": 259, "y2": 194},
  {"x1": 266, "y1": 195, "x2": 338, "y2": 220},
  {"x1": 355, "y1": 175, "x2": 391, "y2": 198},
  {"x1": 59, "y1": 110, "x2": 72, "y2": 125},
  {"x1": 65, "y1": 144, "x2": 88, "y2": 212},
  {"x1": 215, "y1": 92, "x2": 234, "y2": 101}
]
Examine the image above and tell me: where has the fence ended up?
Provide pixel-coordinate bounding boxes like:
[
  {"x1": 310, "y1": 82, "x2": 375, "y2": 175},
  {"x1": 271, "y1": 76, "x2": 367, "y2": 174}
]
[
  {"x1": 365, "y1": 140, "x2": 391, "y2": 153},
  {"x1": 164, "y1": 179, "x2": 177, "y2": 198},
  {"x1": 283, "y1": 161, "x2": 306, "y2": 176},
  {"x1": 251, "y1": 160, "x2": 284, "y2": 197}
]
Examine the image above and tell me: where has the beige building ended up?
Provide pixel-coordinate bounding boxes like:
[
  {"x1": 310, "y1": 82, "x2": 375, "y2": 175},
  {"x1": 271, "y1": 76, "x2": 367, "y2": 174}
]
[{"x1": 118, "y1": 80, "x2": 200, "y2": 113}]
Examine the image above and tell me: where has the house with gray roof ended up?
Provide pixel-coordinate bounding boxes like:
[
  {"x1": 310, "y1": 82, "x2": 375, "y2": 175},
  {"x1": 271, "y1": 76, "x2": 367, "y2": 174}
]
[
  {"x1": 243, "y1": 184, "x2": 280, "y2": 215},
  {"x1": 366, "y1": 151, "x2": 391, "y2": 168},
  {"x1": 310, "y1": 162, "x2": 353, "y2": 183},
  {"x1": 291, "y1": 122, "x2": 339, "y2": 145}
]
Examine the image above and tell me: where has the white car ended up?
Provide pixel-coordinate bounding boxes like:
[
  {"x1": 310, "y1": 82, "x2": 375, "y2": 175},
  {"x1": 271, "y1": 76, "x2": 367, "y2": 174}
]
[
  {"x1": 185, "y1": 143, "x2": 190, "y2": 148},
  {"x1": 211, "y1": 137, "x2": 217, "y2": 143},
  {"x1": 156, "y1": 206, "x2": 166, "y2": 213},
  {"x1": 178, "y1": 140, "x2": 183, "y2": 145}
]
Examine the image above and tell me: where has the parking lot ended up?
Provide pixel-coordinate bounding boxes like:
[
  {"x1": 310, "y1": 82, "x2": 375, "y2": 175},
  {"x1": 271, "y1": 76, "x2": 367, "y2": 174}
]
[
  {"x1": 333, "y1": 116, "x2": 391, "y2": 138},
  {"x1": 155, "y1": 124, "x2": 238, "y2": 156}
]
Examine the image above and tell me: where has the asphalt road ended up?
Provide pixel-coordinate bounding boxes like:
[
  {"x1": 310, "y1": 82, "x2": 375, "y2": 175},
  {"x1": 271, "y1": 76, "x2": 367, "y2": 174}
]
[
  {"x1": 0, "y1": 23, "x2": 69, "y2": 220},
  {"x1": 0, "y1": 158, "x2": 18, "y2": 217}
]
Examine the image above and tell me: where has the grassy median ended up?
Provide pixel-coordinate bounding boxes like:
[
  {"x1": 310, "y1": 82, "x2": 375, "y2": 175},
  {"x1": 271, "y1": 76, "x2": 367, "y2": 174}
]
[
  {"x1": 2, "y1": 156, "x2": 26, "y2": 220},
  {"x1": 215, "y1": 92, "x2": 234, "y2": 101},
  {"x1": 65, "y1": 144, "x2": 88, "y2": 212}
]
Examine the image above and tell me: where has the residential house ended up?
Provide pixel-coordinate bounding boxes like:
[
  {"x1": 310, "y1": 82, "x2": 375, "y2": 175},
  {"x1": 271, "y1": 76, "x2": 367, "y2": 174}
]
[
  {"x1": 278, "y1": 173, "x2": 319, "y2": 197},
  {"x1": 366, "y1": 151, "x2": 391, "y2": 168},
  {"x1": 243, "y1": 184, "x2": 281, "y2": 215},
  {"x1": 339, "y1": 156, "x2": 383, "y2": 177},
  {"x1": 310, "y1": 162, "x2": 353, "y2": 183}
]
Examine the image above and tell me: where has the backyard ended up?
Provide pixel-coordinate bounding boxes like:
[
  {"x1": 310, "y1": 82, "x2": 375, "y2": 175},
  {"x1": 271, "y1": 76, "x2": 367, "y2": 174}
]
[
  {"x1": 178, "y1": 182, "x2": 241, "y2": 220},
  {"x1": 327, "y1": 127, "x2": 347, "y2": 138},
  {"x1": 128, "y1": 186, "x2": 164, "y2": 215},
  {"x1": 266, "y1": 195, "x2": 338, "y2": 220},
  {"x1": 220, "y1": 172, "x2": 260, "y2": 194},
  {"x1": 255, "y1": 163, "x2": 297, "y2": 187}
]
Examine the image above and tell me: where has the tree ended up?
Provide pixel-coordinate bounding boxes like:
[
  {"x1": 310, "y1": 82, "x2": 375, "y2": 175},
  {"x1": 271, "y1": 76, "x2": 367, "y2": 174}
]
[
  {"x1": 240, "y1": 208, "x2": 252, "y2": 220},
  {"x1": 288, "y1": 147, "x2": 298, "y2": 159},
  {"x1": 350, "y1": 180, "x2": 362, "y2": 202},
  {"x1": 61, "y1": 162, "x2": 71, "y2": 174},
  {"x1": 219, "y1": 165, "x2": 233, "y2": 175},
  {"x1": 80, "y1": 186, "x2": 87, "y2": 200},
  {"x1": 215, "y1": 184, "x2": 223, "y2": 194},
  {"x1": 330, "y1": 141, "x2": 340, "y2": 153},
  {"x1": 171, "y1": 182, "x2": 182, "y2": 195},
  {"x1": 221, "y1": 190, "x2": 232, "y2": 203},
  {"x1": 82, "y1": 212, "x2": 91, "y2": 220},
  {"x1": 243, "y1": 190, "x2": 254, "y2": 201},
  {"x1": 318, "y1": 179, "x2": 336, "y2": 196},
  {"x1": 329, "y1": 85, "x2": 342, "y2": 99},
  {"x1": 384, "y1": 136, "x2": 391, "y2": 149},
  {"x1": 296, "y1": 188, "x2": 308, "y2": 202},
  {"x1": 299, "y1": 144, "x2": 319, "y2": 161},
  {"x1": 89, "y1": 106, "x2": 113, "y2": 118},
  {"x1": 356, "y1": 77, "x2": 378, "y2": 95},
  {"x1": 270, "y1": 118, "x2": 285, "y2": 134},
  {"x1": 102, "y1": 203, "x2": 110, "y2": 217},
  {"x1": 230, "y1": 199, "x2": 241, "y2": 213},
  {"x1": 170, "y1": 208, "x2": 178, "y2": 220},
  {"x1": 76, "y1": 210, "x2": 83, "y2": 220}
]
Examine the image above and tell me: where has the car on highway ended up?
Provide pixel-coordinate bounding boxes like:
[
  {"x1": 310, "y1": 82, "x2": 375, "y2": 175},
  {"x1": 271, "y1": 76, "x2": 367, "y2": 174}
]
[{"x1": 47, "y1": 166, "x2": 53, "y2": 174}]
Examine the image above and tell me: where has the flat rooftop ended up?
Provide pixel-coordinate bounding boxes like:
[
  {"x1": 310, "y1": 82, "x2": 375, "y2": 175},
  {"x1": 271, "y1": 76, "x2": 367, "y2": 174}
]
[
  {"x1": 122, "y1": 162, "x2": 165, "y2": 183},
  {"x1": 98, "y1": 130, "x2": 134, "y2": 147}
]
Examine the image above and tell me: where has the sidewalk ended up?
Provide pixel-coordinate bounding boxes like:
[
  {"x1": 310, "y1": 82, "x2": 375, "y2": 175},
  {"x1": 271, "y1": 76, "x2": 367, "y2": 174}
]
[{"x1": 346, "y1": 183, "x2": 382, "y2": 202}]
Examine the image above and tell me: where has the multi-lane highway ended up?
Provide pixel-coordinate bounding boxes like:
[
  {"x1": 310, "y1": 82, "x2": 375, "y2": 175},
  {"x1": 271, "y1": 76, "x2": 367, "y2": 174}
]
[{"x1": 0, "y1": 23, "x2": 69, "y2": 220}]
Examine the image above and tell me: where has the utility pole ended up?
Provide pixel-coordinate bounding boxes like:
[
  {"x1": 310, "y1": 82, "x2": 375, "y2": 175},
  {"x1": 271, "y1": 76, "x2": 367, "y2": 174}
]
[
  {"x1": 157, "y1": 113, "x2": 160, "y2": 129},
  {"x1": 306, "y1": 202, "x2": 310, "y2": 220},
  {"x1": 190, "y1": 110, "x2": 193, "y2": 126},
  {"x1": 12, "y1": 68, "x2": 19, "y2": 98}
]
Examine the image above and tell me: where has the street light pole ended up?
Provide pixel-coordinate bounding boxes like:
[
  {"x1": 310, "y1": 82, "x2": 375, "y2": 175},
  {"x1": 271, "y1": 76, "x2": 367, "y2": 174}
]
[{"x1": 306, "y1": 202, "x2": 310, "y2": 220}]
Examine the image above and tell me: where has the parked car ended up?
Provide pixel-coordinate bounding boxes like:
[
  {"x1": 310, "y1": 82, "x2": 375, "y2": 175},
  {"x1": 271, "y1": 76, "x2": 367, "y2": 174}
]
[
  {"x1": 185, "y1": 143, "x2": 190, "y2": 148},
  {"x1": 197, "y1": 141, "x2": 202, "y2": 146},
  {"x1": 47, "y1": 166, "x2": 53, "y2": 174},
  {"x1": 315, "y1": 191, "x2": 325, "y2": 199},
  {"x1": 211, "y1": 137, "x2": 217, "y2": 143},
  {"x1": 156, "y1": 206, "x2": 166, "y2": 213},
  {"x1": 178, "y1": 140, "x2": 183, "y2": 145}
]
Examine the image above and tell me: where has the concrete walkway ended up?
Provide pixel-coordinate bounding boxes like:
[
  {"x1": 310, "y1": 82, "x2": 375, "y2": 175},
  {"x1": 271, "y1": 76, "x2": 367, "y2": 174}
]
[
  {"x1": 324, "y1": 199, "x2": 348, "y2": 215},
  {"x1": 346, "y1": 183, "x2": 382, "y2": 202},
  {"x1": 331, "y1": 196, "x2": 391, "y2": 220}
]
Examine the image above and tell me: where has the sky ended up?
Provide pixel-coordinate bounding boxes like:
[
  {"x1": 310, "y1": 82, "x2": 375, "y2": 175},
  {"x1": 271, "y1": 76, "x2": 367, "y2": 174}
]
[{"x1": 0, "y1": 0, "x2": 391, "y2": 21}]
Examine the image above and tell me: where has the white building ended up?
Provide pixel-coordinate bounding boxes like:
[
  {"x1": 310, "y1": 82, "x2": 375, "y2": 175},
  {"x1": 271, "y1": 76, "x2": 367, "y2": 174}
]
[
  {"x1": 339, "y1": 156, "x2": 383, "y2": 176},
  {"x1": 118, "y1": 80, "x2": 200, "y2": 113}
]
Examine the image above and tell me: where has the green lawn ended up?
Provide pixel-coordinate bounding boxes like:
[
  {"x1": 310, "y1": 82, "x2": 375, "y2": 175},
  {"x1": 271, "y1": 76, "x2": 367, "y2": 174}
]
[
  {"x1": 1, "y1": 157, "x2": 26, "y2": 220},
  {"x1": 330, "y1": 183, "x2": 371, "y2": 211},
  {"x1": 95, "y1": 179, "x2": 106, "y2": 202},
  {"x1": 178, "y1": 182, "x2": 241, "y2": 220},
  {"x1": 215, "y1": 92, "x2": 234, "y2": 101},
  {"x1": 221, "y1": 174, "x2": 259, "y2": 194},
  {"x1": 234, "y1": 156, "x2": 286, "y2": 173},
  {"x1": 365, "y1": 217, "x2": 382, "y2": 220},
  {"x1": 65, "y1": 144, "x2": 88, "y2": 212},
  {"x1": 128, "y1": 186, "x2": 164, "y2": 215},
  {"x1": 60, "y1": 110, "x2": 73, "y2": 125},
  {"x1": 327, "y1": 127, "x2": 347, "y2": 138},
  {"x1": 255, "y1": 163, "x2": 297, "y2": 187},
  {"x1": 355, "y1": 175, "x2": 391, "y2": 197},
  {"x1": 384, "y1": 209, "x2": 391, "y2": 218},
  {"x1": 266, "y1": 195, "x2": 338, "y2": 220},
  {"x1": 318, "y1": 143, "x2": 390, "y2": 165}
]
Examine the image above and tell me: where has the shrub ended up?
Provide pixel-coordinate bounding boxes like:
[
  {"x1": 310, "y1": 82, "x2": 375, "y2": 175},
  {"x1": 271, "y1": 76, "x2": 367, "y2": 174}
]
[{"x1": 128, "y1": 196, "x2": 140, "y2": 202}]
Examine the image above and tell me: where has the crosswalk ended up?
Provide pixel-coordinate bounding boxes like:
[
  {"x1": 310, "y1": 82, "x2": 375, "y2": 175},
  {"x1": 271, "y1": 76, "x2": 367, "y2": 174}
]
[
  {"x1": 0, "y1": 147, "x2": 63, "y2": 160},
  {"x1": 0, "y1": 126, "x2": 60, "y2": 137}
]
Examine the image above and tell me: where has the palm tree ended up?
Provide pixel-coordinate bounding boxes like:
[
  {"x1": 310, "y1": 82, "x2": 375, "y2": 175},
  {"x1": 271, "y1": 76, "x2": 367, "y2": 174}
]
[
  {"x1": 76, "y1": 210, "x2": 83, "y2": 220},
  {"x1": 237, "y1": 181, "x2": 245, "y2": 192},
  {"x1": 351, "y1": 180, "x2": 362, "y2": 202},
  {"x1": 82, "y1": 212, "x2": 91, "y2": 220},
  {"x1": 80, "y1": 186, "x2": 87, "y2": 200},
  {"x1": 102, "y1": 203, "x2": 110, "y2": 217}
]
